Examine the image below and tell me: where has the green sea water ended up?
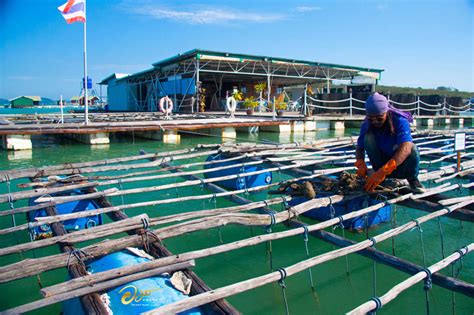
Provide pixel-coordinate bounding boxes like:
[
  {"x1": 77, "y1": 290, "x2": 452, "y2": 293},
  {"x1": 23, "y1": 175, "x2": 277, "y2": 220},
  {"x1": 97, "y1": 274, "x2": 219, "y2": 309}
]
[{"x1": 0, "y1": 128, "x2": 472, "y2": 315}]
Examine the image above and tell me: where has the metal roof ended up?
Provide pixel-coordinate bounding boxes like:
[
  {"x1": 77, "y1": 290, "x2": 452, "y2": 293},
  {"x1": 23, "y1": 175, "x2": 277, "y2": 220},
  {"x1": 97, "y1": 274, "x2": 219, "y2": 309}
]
[
  {"x1": 152, "y1": 49, "x2": 384, "y2": 74},
  {"x1": 9, "y1": 96, "x2": 42, "y2": 102},
  {"x1": 104, "y1": 49, "x2": 384, "y2": 84},
  {"x1": 98, "y1": 73, "x2": 130, "y2": 85}
]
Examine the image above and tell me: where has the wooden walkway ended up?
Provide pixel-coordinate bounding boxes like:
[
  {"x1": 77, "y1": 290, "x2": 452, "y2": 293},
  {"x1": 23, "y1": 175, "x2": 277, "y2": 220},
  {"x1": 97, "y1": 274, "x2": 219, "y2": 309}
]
[{"x1": 0, "y1": 116, "x2": 291, "y2": 136}]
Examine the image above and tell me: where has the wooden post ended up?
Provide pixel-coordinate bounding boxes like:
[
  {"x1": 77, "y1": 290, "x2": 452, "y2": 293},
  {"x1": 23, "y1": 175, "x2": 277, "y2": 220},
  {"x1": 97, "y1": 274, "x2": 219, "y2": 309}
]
[{"x1": 457, "y1": 151, "x2": 461, "y2": 172}]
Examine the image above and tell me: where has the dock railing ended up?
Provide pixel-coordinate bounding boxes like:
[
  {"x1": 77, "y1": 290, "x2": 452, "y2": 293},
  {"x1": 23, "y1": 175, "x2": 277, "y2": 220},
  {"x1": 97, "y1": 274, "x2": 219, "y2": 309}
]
[
  {"x1": 303, "y1": 92, "x2": 473, "y2": 117},
  {"x1": 224, "y1": 92, "x2": 472, "y2": 117}
]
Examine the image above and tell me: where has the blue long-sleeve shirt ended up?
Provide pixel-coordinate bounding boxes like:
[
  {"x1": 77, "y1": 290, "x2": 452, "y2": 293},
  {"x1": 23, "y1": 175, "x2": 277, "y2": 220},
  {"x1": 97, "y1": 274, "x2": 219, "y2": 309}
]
[{"x1": 357, "y1": 113, "x2": 413, "y2": 157}]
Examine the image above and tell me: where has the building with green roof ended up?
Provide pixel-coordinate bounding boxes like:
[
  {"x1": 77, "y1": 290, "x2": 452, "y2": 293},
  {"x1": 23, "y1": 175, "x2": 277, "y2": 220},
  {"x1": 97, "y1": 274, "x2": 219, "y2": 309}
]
[
  {"x1": 9, "y1": 96, "x2": 42, "y2": 108},
  {"x1": 99, "y1": 49, "x2": 383, "y2": 112}
]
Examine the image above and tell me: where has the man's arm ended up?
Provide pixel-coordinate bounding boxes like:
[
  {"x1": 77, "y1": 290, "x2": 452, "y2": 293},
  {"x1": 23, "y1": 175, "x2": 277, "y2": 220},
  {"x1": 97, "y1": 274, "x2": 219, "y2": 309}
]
[
  {"x1": 391, "y1": 141, "x2": 413, "y2": 166},
  {"x1": 355, "y1": 147, "x2": 365, "y2": 160}
]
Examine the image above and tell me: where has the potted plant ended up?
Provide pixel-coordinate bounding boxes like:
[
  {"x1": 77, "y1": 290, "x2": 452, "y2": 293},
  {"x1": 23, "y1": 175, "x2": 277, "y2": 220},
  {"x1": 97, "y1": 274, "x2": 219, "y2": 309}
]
[
  {"x1": 243, "y1": 96, "x2": 259, "y2": 115},
  {"x1": 273, "y1": 100, "x2": 287, "y2": 116}
]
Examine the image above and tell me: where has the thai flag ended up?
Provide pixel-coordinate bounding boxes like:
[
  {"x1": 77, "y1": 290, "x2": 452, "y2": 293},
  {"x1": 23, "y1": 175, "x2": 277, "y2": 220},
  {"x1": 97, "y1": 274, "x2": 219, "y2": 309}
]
[{"x1": 58, "y1": 0, "x2": 86, "y2": 24}]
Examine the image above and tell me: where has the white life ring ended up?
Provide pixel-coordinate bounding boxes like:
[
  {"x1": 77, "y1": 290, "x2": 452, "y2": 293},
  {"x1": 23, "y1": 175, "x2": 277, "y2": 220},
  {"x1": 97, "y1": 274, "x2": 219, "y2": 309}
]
[
  {"x1": 159, "y1": 96, "x2": 173, "y2": 114},
  {"x1": 226, "y1": 96, "x2": 237, "y2": 113}
]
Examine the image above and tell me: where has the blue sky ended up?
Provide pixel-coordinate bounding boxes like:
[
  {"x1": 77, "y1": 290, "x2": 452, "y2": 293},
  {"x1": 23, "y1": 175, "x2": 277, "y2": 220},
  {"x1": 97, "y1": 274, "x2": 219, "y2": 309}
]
[{"x1": 0, "y1": 0, "x2": 473, "y2": 99}]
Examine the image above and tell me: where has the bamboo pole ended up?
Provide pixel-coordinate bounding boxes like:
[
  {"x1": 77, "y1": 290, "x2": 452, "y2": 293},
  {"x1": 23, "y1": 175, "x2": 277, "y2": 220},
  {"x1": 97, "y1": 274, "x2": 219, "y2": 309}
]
[
  {"x1": 1, "y1": 260, "x2": 195, "y2": 315},
  {"x1": 310, "y1": 230, "x2": 474, "y2": 297},
  {"x1": 142, "y1": 199, "x2": 474, "y2": 315},
  {"x1": 0, "y1": 149, "x2": 219, "y2": 181},
  {"x1": 8, "y1": 147, "x2": 307, "y2": 188},
  {"x1": 420, "y1": 152, "x2": 473, "y2": 165},
  {"x1": 98, "y1": 159, "x2": 265, "y2": 186},
  {"x1": 0, "y1": 163, "x2": 352, "y2": 237},
  {"x1": 0, "y1": 188, "x2": 117, "y2": 218},
  {"x1": 0, "y1": 195, "x2": 292, "y2": 237},
  {"x1": 433, "y1": 168, "x2": 474, "y2": 183},
  {"x1": 0, "y1": 181, "x2": 99, "y2": 204},
  {"x1": 0, "y1": 181, "x2": 445, "y2": 283},
  {"x1": 438, "y1": 194, "x2": 474, "y2": 206},
  {"x1": 40, "y1": 258, "x2": 196, "y2": 298},
  {"x1": 18, "y1": 153, "x2": 250, "y2": 186},
  {"x1": 0, "y1": 193, "x2": 343, "y2": 282},
  {"x1": 0, "y1": 214, "x2": 149, "y2": 256},
  {"x1": 0, "y1": 147, "x2": 202, "y2": 181},
  {"x1": 107, "y1": 156, "x2": 353, "y2": 198},
  {"x1": 148, "y1": 196, "x2": 292, "y2": 226},
  {"x1": 348, "y1": 244, "x2": 473, "y2": 315}
]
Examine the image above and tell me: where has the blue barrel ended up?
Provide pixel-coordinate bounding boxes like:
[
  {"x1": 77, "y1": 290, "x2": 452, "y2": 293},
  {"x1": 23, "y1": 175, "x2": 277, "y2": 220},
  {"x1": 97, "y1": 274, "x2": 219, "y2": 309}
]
[
  {"x1": 203, "y1": 154, "x2": 272, "y2": 190},
  {"x1": 288, "y1": 194, "x2": 391, "y2": 230},
  {"x1": 62, "y1": 251, "x2": 202, "y2": 315},
  {"x1": 27, "y1": 189, "x2": 102, "y2": 240}
]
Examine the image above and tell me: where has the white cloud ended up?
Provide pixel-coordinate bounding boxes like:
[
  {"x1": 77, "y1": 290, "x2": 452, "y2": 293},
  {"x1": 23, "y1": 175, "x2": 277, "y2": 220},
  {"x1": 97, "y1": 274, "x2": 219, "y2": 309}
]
[
  {"x1": 128, "y1": 4, "x2": 286, "y2": 24},
  {"x1": 295, "y1": 6, "x2": 322, "y2": 13},
  {"x1": 8, "y1": 76, "x2": 33, "y2": 80}
]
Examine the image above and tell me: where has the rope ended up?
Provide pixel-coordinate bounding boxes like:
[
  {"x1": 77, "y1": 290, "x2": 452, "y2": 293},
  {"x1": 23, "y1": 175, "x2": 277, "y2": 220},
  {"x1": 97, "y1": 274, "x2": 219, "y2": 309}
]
[
  {"x1": 302, "y1": 225, "x2": 315, "y2": 289},
  {"x1": 307, "y1": 104, "x2": 352, "y2": 110},
  {"x1": 419, "y1": 100, "x2": 442, "y2": 107},
  {"x1": 445, "y1": 103, "x2": 471, "y2": 110},
  {"x1": 370, "y1": 237, "x2": 378, "y2": 296},
  {"x1": 437, "y1": 217, "x2": 446, "y2": 259},
  {"x1": 422, "y1": 268, "x2": 433, "y2": 291},
  {"x1": 307, "y1": 95, "x2": 351, "y2": 103},
  {"x1": 276, "y1": 268, "x2": 290, "y2": 315},
  {"x1": 445, "y1": 107, "x2": 470, "y2": 113},
  {"x1": 390, "y1": 204, "x2": 398, "y2": 256},
  {"x1": 419, "y1": 106, "x2": 443, "y2": 112},
  {"x1": 66, "y1": 248, "x2": 88, "y2": 270},
  {"x1": 352, "y1": 97, "x2": 366, "y2": 104},
  {"x1": 413, "y1": 218, "x2": 430, "y2": 315},
  {"x1": 141, "y1": 217, "x2": 150, "y2": 230},
  {"x1": 369, "y1": 296, "x2": 383, "y2": 314},
  {"x1": 4, "y1": 175, "x2": 17, "y2": 227},
  {"x1": 117, "y1": 178, "x2": 125, "y2": 207},
  {"x1": 281, "y1": 196, "x2": 289, "y2": 211},
  {"x1": 141, "y1": 229, "x2": 162, "y2": 253},
  {"x1": 198, "y1": 177, "x2": 205, "y2": 191},
  {"x1": 389, "y1": 100, "x2": 418, "y2": 106},
  {"x1": 265, "y1": 211, "x2": 277, "y2": 233}
]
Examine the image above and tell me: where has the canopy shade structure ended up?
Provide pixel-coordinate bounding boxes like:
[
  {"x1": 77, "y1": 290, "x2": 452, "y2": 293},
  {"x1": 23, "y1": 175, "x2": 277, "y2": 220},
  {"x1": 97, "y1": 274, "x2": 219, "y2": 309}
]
[{"x1": 100, "y1": 49, "x2": 384, "y2": 112}]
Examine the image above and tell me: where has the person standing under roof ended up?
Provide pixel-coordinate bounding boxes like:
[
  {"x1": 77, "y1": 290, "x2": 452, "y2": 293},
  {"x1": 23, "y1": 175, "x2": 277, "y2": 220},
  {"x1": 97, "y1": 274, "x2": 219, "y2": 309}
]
[{"x1": 354, "y1": 92, "x2": 425, "y2": 193}]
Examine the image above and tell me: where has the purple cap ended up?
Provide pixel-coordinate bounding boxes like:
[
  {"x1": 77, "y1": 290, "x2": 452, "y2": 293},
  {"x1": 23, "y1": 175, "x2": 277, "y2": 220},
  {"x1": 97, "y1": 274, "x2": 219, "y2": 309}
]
[{"x1": 365, "y1": 93, "x2": 389, "y2": 115}]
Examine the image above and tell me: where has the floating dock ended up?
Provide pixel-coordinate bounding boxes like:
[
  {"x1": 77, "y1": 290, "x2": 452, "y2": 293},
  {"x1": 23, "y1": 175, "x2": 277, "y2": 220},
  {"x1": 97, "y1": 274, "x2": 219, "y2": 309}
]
[{"x1": 1, "y1": 112, "x2": 473, "y2": 150}]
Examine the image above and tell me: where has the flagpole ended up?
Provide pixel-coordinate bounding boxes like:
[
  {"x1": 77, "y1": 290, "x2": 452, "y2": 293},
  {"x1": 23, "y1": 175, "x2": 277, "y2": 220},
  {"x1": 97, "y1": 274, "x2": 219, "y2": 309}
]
[{"x1": 83, "y1": 0, "x2": 89, "y2": 125}]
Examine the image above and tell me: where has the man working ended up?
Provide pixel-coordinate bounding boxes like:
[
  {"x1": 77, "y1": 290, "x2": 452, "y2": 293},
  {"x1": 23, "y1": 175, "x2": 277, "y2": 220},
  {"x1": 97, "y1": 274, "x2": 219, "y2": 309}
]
[{"x1": 355, "y1": 93, "x2": 425, "y2": 193}]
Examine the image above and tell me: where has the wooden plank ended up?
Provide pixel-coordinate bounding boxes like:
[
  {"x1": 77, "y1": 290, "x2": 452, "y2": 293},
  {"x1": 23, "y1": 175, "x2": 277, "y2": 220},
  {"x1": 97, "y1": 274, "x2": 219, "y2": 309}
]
[
  {"x1": 2, "y1": 260, "x2": 195, "y2": 315},
  {"x1": 348, "y1": 244, "x2": 473, "y2": 314},
  {"x1": 43, "y1": 206, "x2": 109, "y2": 314},
  {"x1": 310, "y1": 230, "x2": 474, "y2": 298}
]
